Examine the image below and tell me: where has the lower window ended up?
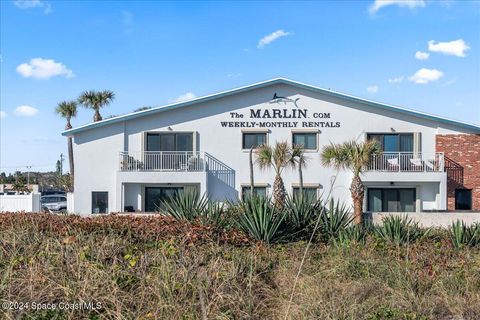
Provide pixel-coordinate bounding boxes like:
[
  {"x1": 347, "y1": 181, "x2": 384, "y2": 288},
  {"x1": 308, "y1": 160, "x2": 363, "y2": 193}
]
[
  {"x1": 92, "y1": 192, "x2": 108, "y2": 214},
  {"x1": 145, "y1": 187, "x2": 184, "y2": 212},
  {"x1": 241, "y1": 186, "x2": 267, "y2": 199},
  {"x1": 368, "y1": 188, "x2": 416, "y2": 212},
  {"x1": 455, "y1": 189, "x2": 472, "y2": 210},
  {"x1": 292, "y1": 187, "x2": 318, "y2": 199}
]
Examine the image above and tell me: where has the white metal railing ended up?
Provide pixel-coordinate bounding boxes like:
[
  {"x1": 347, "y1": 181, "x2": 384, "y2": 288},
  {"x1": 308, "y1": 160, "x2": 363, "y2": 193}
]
[
  {"x1": 119, "y1": 151, "x2": 205, "y2": 172},
  {"x1": 366, "y1": 152, "x2": 444, "y2": 172}
]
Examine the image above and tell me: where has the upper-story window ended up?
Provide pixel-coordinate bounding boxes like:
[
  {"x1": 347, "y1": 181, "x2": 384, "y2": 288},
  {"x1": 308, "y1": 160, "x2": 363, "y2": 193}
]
[
  {"x1": 146, "y1": 132, "x2": 193, "y2": 151},
  {"x1": 292, "y1": 132, "x2": 317, "y2": 150},
  {"x1": 367, "y1": 133, "x2": 413, "y2": 152},
  {"x1": 242, "y1": 132, "x2": 266, "y2": 149}
]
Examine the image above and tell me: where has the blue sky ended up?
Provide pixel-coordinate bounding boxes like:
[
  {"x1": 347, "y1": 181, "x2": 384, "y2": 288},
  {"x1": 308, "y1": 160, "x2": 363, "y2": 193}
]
[{"x1": 1, "y1": 0, "x2": 479, "y2": 173}]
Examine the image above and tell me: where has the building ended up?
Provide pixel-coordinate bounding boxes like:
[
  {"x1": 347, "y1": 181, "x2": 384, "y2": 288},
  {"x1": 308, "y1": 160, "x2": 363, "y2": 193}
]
[{"x1": 62, "y1": 78, "x2": 480, "y2": 214}]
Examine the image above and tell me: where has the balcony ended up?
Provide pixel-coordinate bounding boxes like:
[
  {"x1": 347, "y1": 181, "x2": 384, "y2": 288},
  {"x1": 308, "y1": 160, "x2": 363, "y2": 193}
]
[
  {"x1": 365, "y1": 152, "x2": 445, "y2": 172},
  {"x1": 119, "y1": 151, "x2": 206, "y2": 172}
]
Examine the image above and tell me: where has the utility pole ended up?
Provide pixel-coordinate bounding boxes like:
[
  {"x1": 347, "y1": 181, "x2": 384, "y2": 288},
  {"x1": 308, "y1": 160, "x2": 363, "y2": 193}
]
[
  {"x1": 26, "y1": 165, "x2": 32, "y2": 186},
  {"x1": 59, "y1": 154, "x2": 65, "y2": 176}
]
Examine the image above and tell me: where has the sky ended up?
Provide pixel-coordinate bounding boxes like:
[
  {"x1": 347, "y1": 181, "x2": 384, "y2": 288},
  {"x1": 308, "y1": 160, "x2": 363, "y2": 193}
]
[{"x1": 1, "y1": 0, "x2": 479, "y2": 174}]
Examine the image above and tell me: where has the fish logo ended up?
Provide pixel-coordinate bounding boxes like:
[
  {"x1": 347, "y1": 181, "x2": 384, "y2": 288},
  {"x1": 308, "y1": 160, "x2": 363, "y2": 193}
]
[{"x1": 270, "y1": 93, "x2": 300, "y2": 108}]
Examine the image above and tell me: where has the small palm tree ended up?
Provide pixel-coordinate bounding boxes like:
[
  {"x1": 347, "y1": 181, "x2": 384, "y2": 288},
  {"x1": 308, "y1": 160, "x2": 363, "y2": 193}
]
[
  {"x1": 292, "y1": 145, "x2": 306, "y2": 194},
  {"x1": 78, "y1": 90, "x2": 115, "y2": 122},
  {"x1": 321, "y1": 140, "x2": 380, "y2": 224},
  {"x1": 256, "y1": 141, "x2": 298, "y2": 208},
  {"x1": 12, "y1": 180, "x2": 28, "y2": 194},
  {"x1": 55, "y1": 101, "x2": 77, "y2": 191}
]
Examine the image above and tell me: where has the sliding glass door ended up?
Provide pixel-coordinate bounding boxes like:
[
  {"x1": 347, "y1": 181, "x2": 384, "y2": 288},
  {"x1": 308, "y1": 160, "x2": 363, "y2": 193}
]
[
  {"x1": 145, "y1": 133, "x2": 193, "y2": 170},
  {"x1": 144, "y1": 186, "x2": 184, "y2": 212},
  {"x1": 368, "y1": 188, "x2": 416, "y2": 212}
]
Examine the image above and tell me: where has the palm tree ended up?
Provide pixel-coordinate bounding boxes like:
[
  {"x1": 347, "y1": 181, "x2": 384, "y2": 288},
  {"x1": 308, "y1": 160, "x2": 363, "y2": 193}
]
[
  {"x1": 292, "y1": 145, "x2": 306, "y2": 194},
  {"x1": 321, "y1": 140, "x2": 380, "y2": 225},
  {"x1": 256, "y1": 141, "x2": 298, "y2": 208},
  {"x1": 78, "y1": 90, "x2": 115, "y2": 122},
  {"x1": 55, "y1": 101, "x2": 77, "y2": 191}
]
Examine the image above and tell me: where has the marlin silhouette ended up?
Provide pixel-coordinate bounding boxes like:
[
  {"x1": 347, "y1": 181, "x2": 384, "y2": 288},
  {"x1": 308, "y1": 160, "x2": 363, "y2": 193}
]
[{"x1": 269, "y1": 93, "x2": 300, "y2": 107}]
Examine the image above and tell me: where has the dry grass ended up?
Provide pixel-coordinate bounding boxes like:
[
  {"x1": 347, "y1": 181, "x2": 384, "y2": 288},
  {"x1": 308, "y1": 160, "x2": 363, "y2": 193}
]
[{"x1": 1, "y1": 213, "x2": 479, "y2": 319}]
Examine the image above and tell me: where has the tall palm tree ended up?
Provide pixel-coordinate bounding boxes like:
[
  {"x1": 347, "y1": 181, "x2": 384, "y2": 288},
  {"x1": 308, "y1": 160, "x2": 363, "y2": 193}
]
[
  {"x1": 292, "y1": 145, "x2": 306, "y2": 194},
  {"x1": 256, "y1": 141, "x2": 298, "y2": 208},
  {"x1": 321, "y1": 140, "x2": 380, "y2": 225},
  {"x1": 55, "y1": 101, "x2": 77, "y2": 191},
  {"x1": 78, "y1": 90, "x2": 115, "y2": 122}
]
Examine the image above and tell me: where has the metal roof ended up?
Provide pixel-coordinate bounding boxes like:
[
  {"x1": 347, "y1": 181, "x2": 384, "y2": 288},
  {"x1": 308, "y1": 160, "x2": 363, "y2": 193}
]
[{"x1": 62, "y1": 78, "x2": 480, "y2": 136}]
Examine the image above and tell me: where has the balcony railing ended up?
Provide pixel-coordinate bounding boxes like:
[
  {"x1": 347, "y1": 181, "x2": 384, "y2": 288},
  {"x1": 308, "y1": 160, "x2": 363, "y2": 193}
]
[
  {"x1": 119, "y1": 151, "x2": 206, "y2": 172},
  {"x1": 365, "y1": 152, "x2": 444, "y2": 172}
]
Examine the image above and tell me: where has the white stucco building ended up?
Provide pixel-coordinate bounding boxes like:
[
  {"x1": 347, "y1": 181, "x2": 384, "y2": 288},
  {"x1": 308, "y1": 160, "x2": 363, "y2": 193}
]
[{"x1": 62, "y1": 78, "x2": 480, "y2": 214}]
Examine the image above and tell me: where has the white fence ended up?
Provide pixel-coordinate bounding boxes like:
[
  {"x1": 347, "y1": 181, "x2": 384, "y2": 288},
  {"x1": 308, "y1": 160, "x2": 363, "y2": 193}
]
[
  {"x1": 119, "y1": 151, "x2": 206, "y2": 172},
  {"x1": 0, "y1": 193, "x2": 41, "y2": 212},
  {"x1": 366, "y1": 152, "x2": 444, "y2": 172}
]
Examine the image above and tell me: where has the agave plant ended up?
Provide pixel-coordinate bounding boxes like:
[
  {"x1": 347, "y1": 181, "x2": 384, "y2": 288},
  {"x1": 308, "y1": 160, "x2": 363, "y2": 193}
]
[
  {"x1": 450, "y1": 220, "x2": 480, "y2": 248},
  {"x1": 236, "y1": 195, "x2": 285, "y2": 244},
  {"x1": 318, "y1": 199, "x2": 353, "y2": 242},
  {"x1": 375, "y1": 215, "x2": 428, "y2": 246},
  {"x1": 159, "y1": 190, "x2": 209, "y2": 221},
  {"x1": 284, "y1": 194, "x2": 323, "y2": 237}
]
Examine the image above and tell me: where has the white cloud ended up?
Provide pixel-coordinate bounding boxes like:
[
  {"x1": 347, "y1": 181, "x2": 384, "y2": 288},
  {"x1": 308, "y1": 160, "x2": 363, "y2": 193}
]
[
  {"x1": 173, "y1": 92, "x2": 197, "y2": 103},
  {"x1": 415, "y1": 51, "x2": 430, "y2": 60},
  {"x1": 367, "y1": 85, "x2": 379, "y2": 93},
  {"x1": 16, "y1": 58, "x2": 74, "y2": 80},
  {"x1": 369, "y1": 0, "x2": 425, "y2": 14},
  {"x1": 409, "y1": 68, "x2": 444, "y2": 84},
  {"x1": 388, "y1": 76, "x2": 404, "y2": 84},
  {"x1": 14, "y1": 0, "x2": 51, "y2": 14},
  {"x1": 14, "y1": 105, "x2": 40, "y2": 116},
  {"x1": 257, "y1": 30, "x2": 292, "y2": 48},
  {"x1": 0, "y1": 111, "x2": 6, "y2": 119},
  {"x1": 428, "y1": 39, "x2": 470, "y2": 57}
]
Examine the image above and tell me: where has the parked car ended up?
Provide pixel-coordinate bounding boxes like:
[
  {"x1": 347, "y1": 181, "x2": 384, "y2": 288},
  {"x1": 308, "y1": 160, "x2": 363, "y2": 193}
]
[{"x1": 41, "y1": 195, "x2": 67, "y2": 212}]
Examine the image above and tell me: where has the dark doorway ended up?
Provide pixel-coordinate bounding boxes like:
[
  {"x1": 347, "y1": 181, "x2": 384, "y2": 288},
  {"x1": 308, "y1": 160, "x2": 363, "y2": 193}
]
[{"x1": 144, "y1": 187, "x2": 184, "y2": 212}]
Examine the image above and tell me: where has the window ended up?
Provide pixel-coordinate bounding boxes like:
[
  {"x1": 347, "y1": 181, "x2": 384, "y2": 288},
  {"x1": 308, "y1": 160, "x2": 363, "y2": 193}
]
[
  {"x1": 92, "y1": 192, "x2": 108, "y2": 214},
  {"x1": 292, "y1": 132, "x2": 317, "y2": 150},
  {"x1": 241, "y1": 186, "x2": 267, "y2": 199},
  {"x1": 292, "y1": 187, "x2": 318, "y2": 199},
  {"x1": 145, "y1": 187, "x2": 184, "y2": 212},
  {"x1": 242, "y1": 132, "x2": 266, "y2": 149},
  {"x1": 146, "y1": 133, "x2": 193, "y2": 151},
  {"x1": 367, "y1": 188, "x2": 416, "y2": 212},
  {"x1": 455, "y1": 189, "x2": 472, "y2": 210},
  {"x1": 367, "y1": 133, "x2": 413, "y2": 152}
]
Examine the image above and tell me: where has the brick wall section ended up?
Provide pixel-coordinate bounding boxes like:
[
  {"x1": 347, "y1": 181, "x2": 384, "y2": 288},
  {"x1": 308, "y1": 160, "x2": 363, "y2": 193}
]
[{"x1": 436, "y1": 134, "x2": 480, "y2": 211}]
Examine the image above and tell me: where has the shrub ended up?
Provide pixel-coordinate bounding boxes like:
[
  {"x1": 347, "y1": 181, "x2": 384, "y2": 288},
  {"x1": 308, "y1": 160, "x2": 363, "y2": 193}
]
[
  {"x1": 159, "y1": 190, "x2": 209, "y2": 221},
  {"x1": 450, "y1": 220, "x2": 480, "y2": 248},
  {"x1": 283, "y1": 194, "x2": 324, "y2": 238},
  {"x1": 375, "y1": 215, "x2": 428, "y2": 246},
  {"x1": 318, "y1": 199, "x2": 353, "y2": 242},
  {"x1": 336, "y1": 223, "x2": 370, "y2": 246},
  {"x1": 236, "y1": 195, "x2": 285, "y2": 244}
]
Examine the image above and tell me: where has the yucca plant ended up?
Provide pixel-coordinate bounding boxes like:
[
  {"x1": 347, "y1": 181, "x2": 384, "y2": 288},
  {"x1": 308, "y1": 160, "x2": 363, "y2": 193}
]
[
  {"x1": 159, "y1": 190, "x2": 209, "y2": 221},
  {"x1": 284, "y1": 194, "x2": 323, "y2": 238},
  {"x1": 375, "y1": 215, "x2": 428, "y2": 246},
  {"x1": 318, "y1": 199, "x2": 353, "y2": 242},
  {"x1": 336, "y1": 223, "x2": 371, "y2": 246},
  {"x1": 450, "y1": 220, "x2": 480, "y2": 248},
  {"x1": 236, "y1": 195, "x2": 285, "y2": 244}
]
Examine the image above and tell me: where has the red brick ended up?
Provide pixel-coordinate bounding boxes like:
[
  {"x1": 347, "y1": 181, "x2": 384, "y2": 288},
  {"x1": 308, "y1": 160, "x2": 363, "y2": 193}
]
[{"x1": 436, "y1": 134, "x2": 480, "y2": 211}]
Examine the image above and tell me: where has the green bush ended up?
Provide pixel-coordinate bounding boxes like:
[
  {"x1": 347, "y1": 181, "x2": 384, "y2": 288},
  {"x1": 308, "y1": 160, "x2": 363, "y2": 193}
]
[
  {"x1": 236, "y1": 195, "x2": 285, "y2": 244},
  {"x1": 318, "y1": 199, "x2": 353, "y2": 242},
  {"x1": 375, "y1": 215, "x2": 428, "y2": 246},
  {"x1": 283, "y1": 194, "x2": 324, "y2": 238},
  {"x1": 450, "y1": 220, "x2": 480, "y2": 248}
]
